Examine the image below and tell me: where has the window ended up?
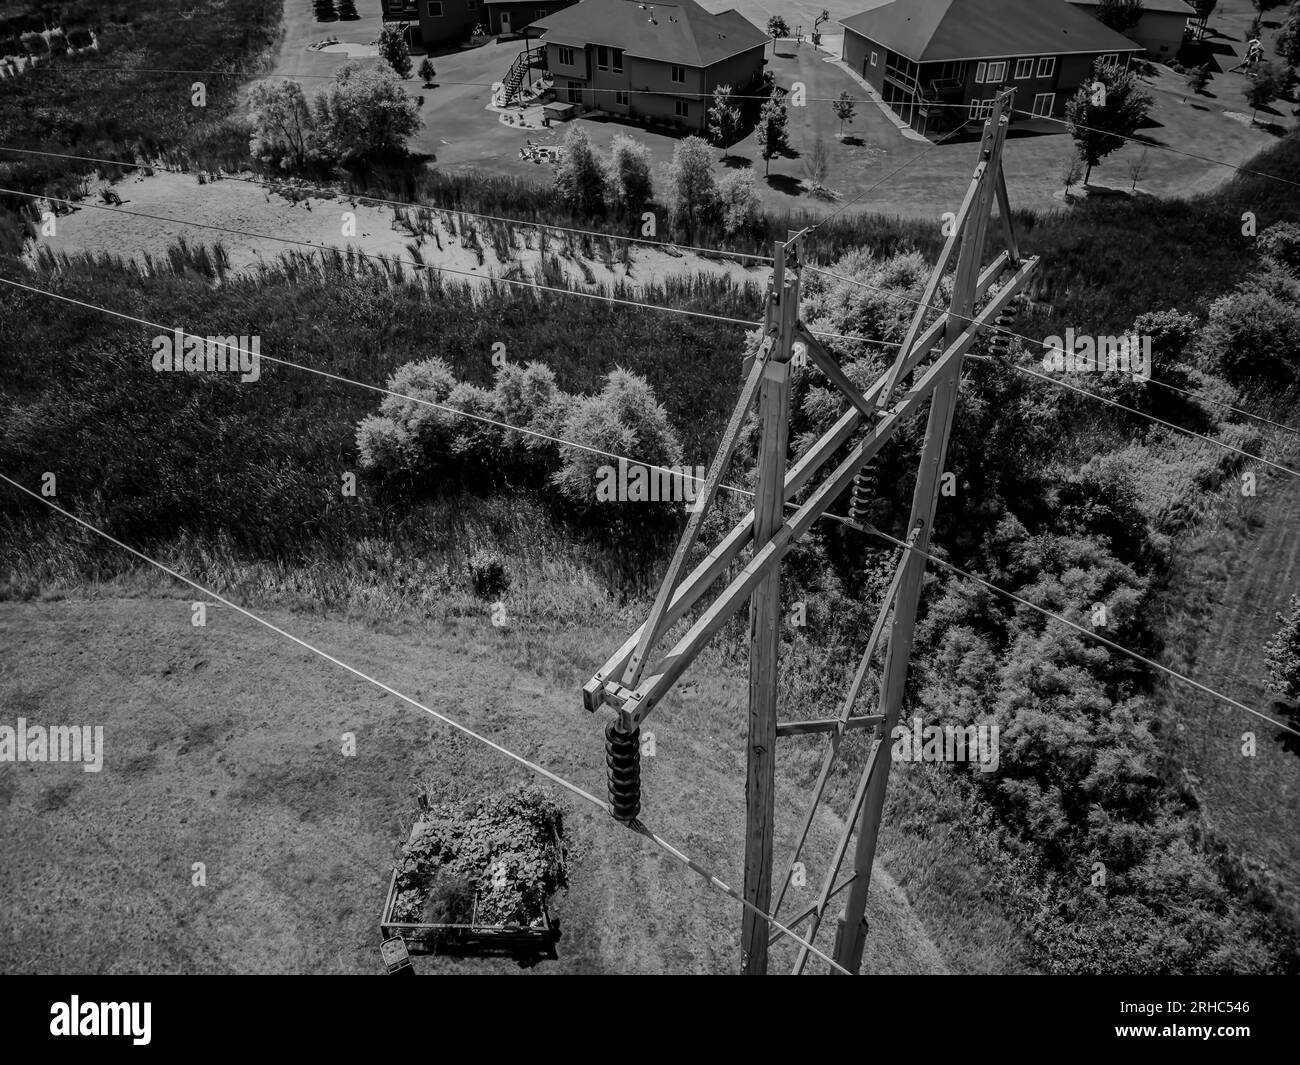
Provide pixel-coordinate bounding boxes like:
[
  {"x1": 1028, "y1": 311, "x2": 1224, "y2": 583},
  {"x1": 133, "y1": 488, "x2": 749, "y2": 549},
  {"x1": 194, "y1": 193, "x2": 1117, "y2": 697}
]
[
  {"x1": 558, "y1": 46, "x2": 574, "y2": 66},
  {"x1": 985, "y1": 61, "x2": 1006, "y2": 82},
  {"x1": 870, "y1": 51, "x2": 877, "y2": 66},
  {"x1": 615, "y1": 90, "x2": 629, "y2": 106},
  {"x1": 1036, "y1": 56, "x2": 1055, "y2": 78},
  {"x1": 597, "y1": 46, "x2": 609, "y2": 70},
  {"x1": 671, "y1": 64, "x2": 686, "y2": 83},
  {"x1": 1099, "y1": 53, "x2": 1118, "y2": 65},
  {"x1": 427, "y1": 0, "x2": 443, "y2": 15},
  {"x1": 1014, "y1": 58, "x2": 1033, "y2": 79},
  {"x1": 535, "y1": 8, "x2": 547, "y2": 17},
  {"x1": 675, "y1": 99, "x2": 689, "y2": 117},
  {"x1": 612, "y1": 48, "x2": 623, "y2": 73},
  {"x1": 971, "y1": 98, "x2": 994, "y2": 120},
  {"x1": 1031, "y1": 92, "x2": 1055, "y2": 117},
  {"x1": 567, "y1": 84, "x2": 582, "y2": 103},
  {"x1": 974, "y1": 61, "x2": 986, "y2": 83}
]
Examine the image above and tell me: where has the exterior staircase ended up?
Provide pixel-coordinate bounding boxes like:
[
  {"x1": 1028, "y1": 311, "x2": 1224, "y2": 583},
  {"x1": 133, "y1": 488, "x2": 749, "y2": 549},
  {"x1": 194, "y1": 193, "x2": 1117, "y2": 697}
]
[{"x1": 497, "y1": 47, "x2": 547, "y2": 107}]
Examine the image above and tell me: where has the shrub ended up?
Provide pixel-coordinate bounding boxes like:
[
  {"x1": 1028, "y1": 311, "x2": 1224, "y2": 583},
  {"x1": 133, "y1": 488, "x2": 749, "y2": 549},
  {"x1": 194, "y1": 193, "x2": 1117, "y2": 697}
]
[
  {"x1": 553, "y1": 125, "x2": 606, "y2": 215},
  {"x1": 1197, "y1": 284, "x2": 1300, "y2": 384},
  {"x1": 467, "y1": 548, "x2": 510, "y2": 599},
  {"x1": 605, "y1": 133, "x2": 653, "y2": 216},
  {"x1": 717, "y1": 170, "x2": 760, "y2": 235},
  {"x1": 248, "y1": 81, "x2": 316, "y2": 171},
  {"x1": 337, "y1": 0, "x2": 360, "y2": 19},
  {"x1": 312, "y1": 62, "x2": 422, "y2": 164},
  {"x1": 1257, "y1": 221, "x2": 1300, "y2": 274},
  {"x1": 662, "y1": 135, "x2": 717, "y2": 242}
]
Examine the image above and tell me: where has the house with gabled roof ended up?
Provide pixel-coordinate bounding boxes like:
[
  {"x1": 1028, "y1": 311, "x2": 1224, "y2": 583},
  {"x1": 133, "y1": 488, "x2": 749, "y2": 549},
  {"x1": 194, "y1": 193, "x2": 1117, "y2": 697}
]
[
  {"x1": 530, "y1": 0, "x2": 769, "y2": 131},
  {"x1": 840, "y1": 0, "x2": 1142, "y2": 134}
]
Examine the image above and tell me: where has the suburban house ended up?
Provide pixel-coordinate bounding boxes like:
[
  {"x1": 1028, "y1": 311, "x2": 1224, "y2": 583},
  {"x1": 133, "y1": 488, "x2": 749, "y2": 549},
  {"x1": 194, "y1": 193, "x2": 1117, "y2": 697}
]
[
  {"x1": 840, "y1": 0, "x2": 1142, "y2": 134},
  {"x1": 529, "y1": 0, "x2": 769, "y2": 132},
  {"x1": 1066, "y1": 0, "x2": 1193, "y2": 58},
  {"x1": 381, "y1": 0, "x2": 577, "y2": 51}
]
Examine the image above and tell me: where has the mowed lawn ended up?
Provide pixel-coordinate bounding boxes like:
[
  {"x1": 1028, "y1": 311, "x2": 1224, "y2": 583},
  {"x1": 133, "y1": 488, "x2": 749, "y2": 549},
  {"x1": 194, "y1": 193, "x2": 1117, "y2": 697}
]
[
  {"x1": 0, "y1": 596, "x2": 950, "y2": 974},
  {"x1": 268, "y1": 1, "x2": 1297, "y2": 218}
]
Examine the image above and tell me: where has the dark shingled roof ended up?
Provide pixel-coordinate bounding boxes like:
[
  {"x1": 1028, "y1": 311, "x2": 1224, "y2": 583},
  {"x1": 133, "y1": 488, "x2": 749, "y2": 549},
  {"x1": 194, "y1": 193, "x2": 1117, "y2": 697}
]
[
  {"x1": 840, "y1": 0, "x2": 1143, "y2": 62},
  {"x1": 532, "y1": 0, "x2": 769, "y2": 68}
]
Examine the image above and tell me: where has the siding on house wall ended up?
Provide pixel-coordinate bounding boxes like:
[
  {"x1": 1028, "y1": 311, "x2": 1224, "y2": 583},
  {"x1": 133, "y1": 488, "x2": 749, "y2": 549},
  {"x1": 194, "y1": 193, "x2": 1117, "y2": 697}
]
[
  {"x1": 627, "y1": 54, "x2": 706, "y2": 129},
  {"x1": 1127, "y1": 11, "x2": 1188, "y2": 56},
  {"x1": 399, "y1": 0, "x2": 478, "y2": 49},
  {"x1": 703, "y1": 46, "x2": 765, "y2": 96},
  {"x1": 487, "y1": 2, "x2": 573, "y2": 35}
]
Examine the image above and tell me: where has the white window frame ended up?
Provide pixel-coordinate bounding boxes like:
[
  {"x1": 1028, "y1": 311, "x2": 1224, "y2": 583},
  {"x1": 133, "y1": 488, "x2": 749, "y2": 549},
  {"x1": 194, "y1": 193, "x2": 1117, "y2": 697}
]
[
  {"x1": 567, "y1": 84, "x2": 582, "y2": 103},
  {"x1": 427, "y1": 0, "x2": 443, "y2": 15},
  {"x1": 986, "y1": 61, "x2": 1006, "y2": 83},
  {"x1": 1099, "y1": 53, "x2": 1118, "y2": 66},
  {"x1": 597, "y1": 46, "x2": 609, "y2": 70},
  {"x1": 971, "y1": 97, "x2": 994, "y2": 120},
  {"x1": 612, "y1": 48, "x2": 623, "y2": 73},
  {"x1": 974, "y1": 61, "x2": 987, "y2": 83},
  {"x1": 671, "y1": 64, "x2": 686, "y2": 83},
  {"x1": 870, "y1": 51, "x2": 878, "y2": 66},
  {"x1": 615, "y1": 89, "x2": 628, "y2": 106},
  {"x1": 535, "y1": 8, "x2": 547, "y2": 18},
  {"x1": 558, "y1": 45, "x2": 575, "y2": 66},
  {"x1": 1031, "y1": 92, "x2": 1055, "y2": 117},
  {"x1": 675, "y1": 99, "x2": 689, "y2": 117},
  {"x1": 1037, "y1": 56, "x2": 1055, "y2": 78},
  {"x1": 1014, "y1": 58, "x2": 1033, "y2": 79}
]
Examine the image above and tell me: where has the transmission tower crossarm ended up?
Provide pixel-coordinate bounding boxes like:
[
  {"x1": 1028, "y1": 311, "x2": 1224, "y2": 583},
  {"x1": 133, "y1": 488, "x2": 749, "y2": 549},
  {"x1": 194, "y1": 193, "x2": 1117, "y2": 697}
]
[
  {"x1": 620, "y1": 332, "x2": 773, "y2": 690},
  {"x1": 612, "y1": 253, "x2": 1036, "y2": 727},
  {"x1": 831, "y1": 89, "x2": 1020, "y2": 973}
]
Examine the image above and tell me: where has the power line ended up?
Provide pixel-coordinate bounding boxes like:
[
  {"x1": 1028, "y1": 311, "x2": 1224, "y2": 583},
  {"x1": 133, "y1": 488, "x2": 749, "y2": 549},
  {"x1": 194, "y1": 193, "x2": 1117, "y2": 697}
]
[
  {"x1": 806, "y1": 264, "x2": 1300, "y2": 477},
  {"x1": 0, "y1": 181, "x2": 900, "y2": 348},
  {"x1": 0, "y1": 470, "x2": 853, "y2": 975},
  {"x1": 0, "y1": 274, "x2": 1287, "y2": 741},
  {"x1": 1, "y1": 186, "x2": 761, "y2": 330},
  {"x1": 851, "y1": 519, "x2": 1300, "y2": 739}
]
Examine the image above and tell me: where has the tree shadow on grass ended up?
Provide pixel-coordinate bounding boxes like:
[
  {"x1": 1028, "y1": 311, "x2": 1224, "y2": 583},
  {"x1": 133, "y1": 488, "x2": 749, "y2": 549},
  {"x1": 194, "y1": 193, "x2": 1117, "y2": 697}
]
[
  {"x1": 721, "y1": 155, "x2": 753, "y2": 169},
  {"x1": 842, "y1": 135, "x2": 865, "y2": 146},
  {"x1": 765, "y1": 173, "x2": 803, "y2": 195}
]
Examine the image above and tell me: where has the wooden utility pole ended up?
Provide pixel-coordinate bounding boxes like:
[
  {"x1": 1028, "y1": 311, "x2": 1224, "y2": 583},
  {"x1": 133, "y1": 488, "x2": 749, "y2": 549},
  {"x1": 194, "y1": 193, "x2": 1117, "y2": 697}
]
[
  {"x1": 741, "y1": 236, "x2": 798, "y2": 974},
  {"x1": 586, "y1": 89, "x2": 1034, "y2": 973}
]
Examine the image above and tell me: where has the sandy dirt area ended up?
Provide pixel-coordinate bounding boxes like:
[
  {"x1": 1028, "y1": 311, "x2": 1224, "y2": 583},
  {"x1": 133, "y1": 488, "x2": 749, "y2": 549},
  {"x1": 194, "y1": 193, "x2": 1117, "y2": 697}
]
[{"x1": 29, "y1": 169, "x2": 765, "y2": 292}]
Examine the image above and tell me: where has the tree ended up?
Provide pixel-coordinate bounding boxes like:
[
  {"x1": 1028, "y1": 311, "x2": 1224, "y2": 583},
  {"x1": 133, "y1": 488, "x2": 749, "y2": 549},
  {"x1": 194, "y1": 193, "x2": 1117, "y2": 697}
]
[
  {"x1": 1184, "y1": 65, "x2": 1210, "y2": 101},
  {"x1": 605, "y1": 133, "x2": 653, "y2": 216},
  {"x1": 802, "y1": 134, "x2": 831, "y2": 195},
  {"x1": 1265, "y1": 594, "x2": 1300, "y2": 701},
  {"x1": 378, "y1": 23, "x2": 413, "y2": 79},
  {"x1": 553, "y1": 125, "x2": 606, "y2": 215},
  {"x1": 717, "y1": 170, "x2": 760, "y2": 235},
  {"x1": 1245, "y1": 61, "x2": 1286, "y2": 122},
  {"x1": 707, "y1": 84, "x2": 740, "y2": 152},
  {"x1": 1278, "y1": 14, "x2": 1300, "y2": 67},
  {"x1": 313, "y1": 0, "x2": 337, "y2": 21},
  {"x1": 756, "y1": 95, "x2": 790, "y2": 176},
  {"x1": 1126, "y1": 148, "x2": 1149, "y2": 191},
  {"x1": 1064, "y1": 60, "x2": 1153, "y2": 185},
  {"x1": 663, "y1": 135, "x2": 717, "y2": 242},
  {"x1": 337, "y1": 0, "x2": 359, "y2": 18},
  {"x1": 832, "y1": 91, "x2": 856, "y2": 136},
  {"x1": 419, "y1": 58, "x2": 436, "y2": 87},
  {"x1": 767, "y1": 16, "x2": 790, "y2": 38},
  {"x1": 1060, "y1": 150, "x2": 1083, "y2": 193},
  {"x1": 248, "y1": 80, "x2": 317, "y2": 171},
  {"x1": 312, "y1": 62, "x2": 422, "y2": 164},
  {"x1": 1095, "y1": 0, "x2": 1144, "y2": 33}
]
